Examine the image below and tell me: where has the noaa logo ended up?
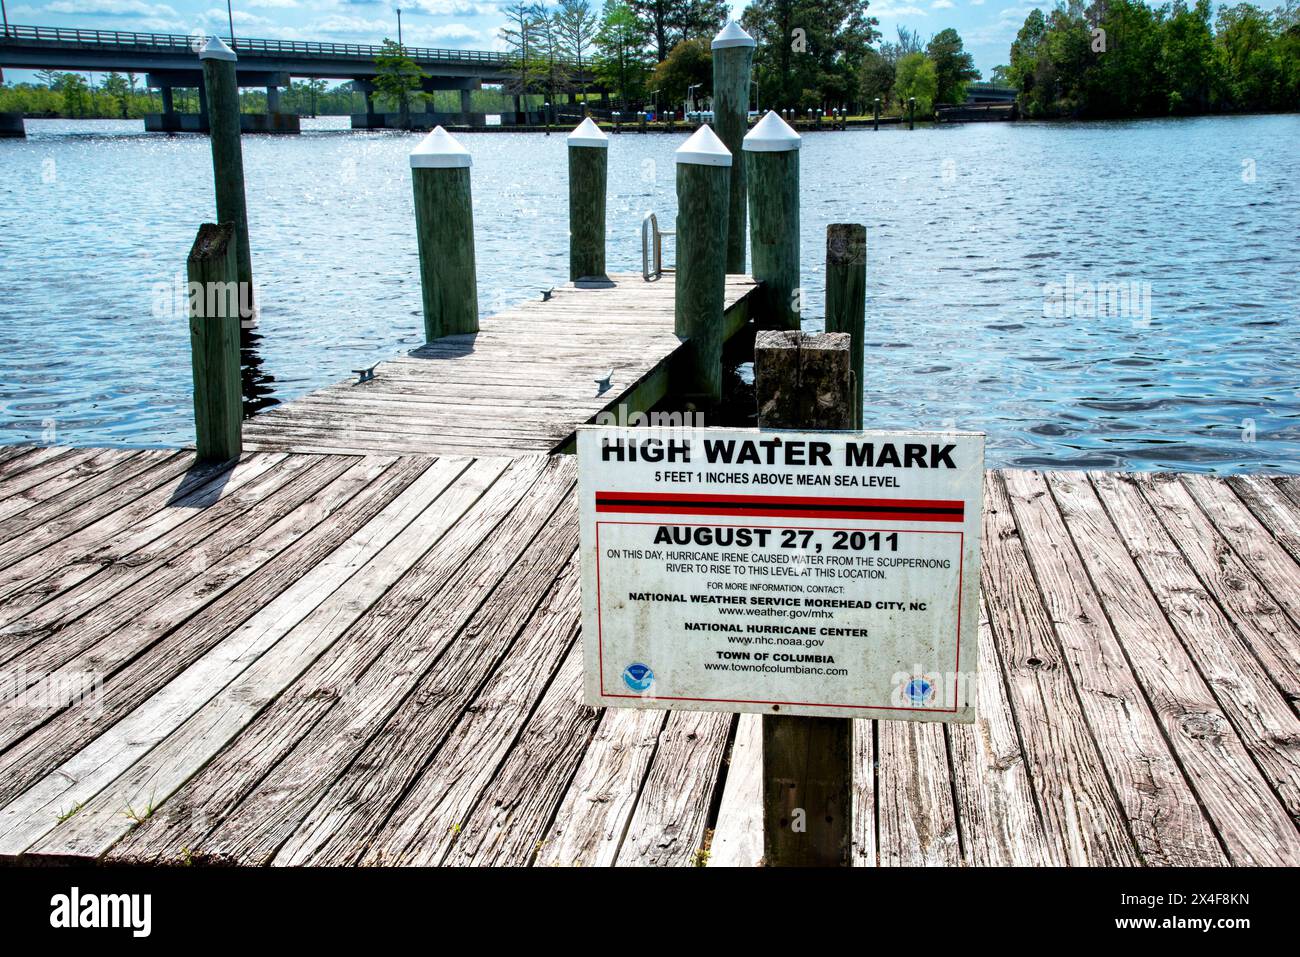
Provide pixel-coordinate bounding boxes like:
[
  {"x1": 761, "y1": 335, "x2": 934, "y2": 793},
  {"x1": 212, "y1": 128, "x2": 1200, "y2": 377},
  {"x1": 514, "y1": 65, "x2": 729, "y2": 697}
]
[
  {"x1": 904, "y1": 675, "x2": 935, "y2": 706},
  {"x1": 623, "y1": 662, "x2": 654, "y2": 693}
]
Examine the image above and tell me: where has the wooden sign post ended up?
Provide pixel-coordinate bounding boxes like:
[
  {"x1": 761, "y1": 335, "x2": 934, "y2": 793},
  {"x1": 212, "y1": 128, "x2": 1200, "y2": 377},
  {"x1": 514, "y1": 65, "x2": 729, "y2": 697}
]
[{"x1": 755, "y1": 330, "x2": 854, "y2": 865}]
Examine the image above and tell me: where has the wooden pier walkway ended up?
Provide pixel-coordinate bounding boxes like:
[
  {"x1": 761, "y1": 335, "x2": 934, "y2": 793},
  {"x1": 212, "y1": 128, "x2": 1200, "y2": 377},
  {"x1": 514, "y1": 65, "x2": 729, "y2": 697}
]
[
  {"x1": 0, "y1": 443, "x2": 1296, "y2": 866},
  {"x1": 243, "y1": 274, "x2": 760, "y2": 458}
]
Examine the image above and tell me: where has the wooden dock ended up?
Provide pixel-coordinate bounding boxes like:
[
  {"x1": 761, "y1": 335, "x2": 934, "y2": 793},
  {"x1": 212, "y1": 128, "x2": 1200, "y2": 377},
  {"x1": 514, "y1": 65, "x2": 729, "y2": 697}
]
[
  {"x1": 0, "y1": 441, "x2": 1296, "y2": 865},
  {"x1": 243, "y1": 274, "x2": 760, "y2": 458}
]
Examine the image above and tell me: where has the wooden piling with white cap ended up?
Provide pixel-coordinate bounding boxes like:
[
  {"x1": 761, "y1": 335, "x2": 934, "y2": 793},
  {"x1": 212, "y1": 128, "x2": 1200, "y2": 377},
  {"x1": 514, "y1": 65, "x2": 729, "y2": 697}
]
[
  {"x1": 199, "y1": 35, "x2": 254, "y2": 321},
  {"x1": 674, "y1": 125, "x2": 731, "y2": 402},
  {"x1": 744, "y1": 110, "x2": 801, "y2": 330},
  {"x1": 567, "y1": 117, "x2": 609, "y2": 283},
  {"x1": 410, "y1": 125, "x2": 479, "y2": 340},
  {"x1": 711, "y1": 20, "x2": 756, "y2": 274}
]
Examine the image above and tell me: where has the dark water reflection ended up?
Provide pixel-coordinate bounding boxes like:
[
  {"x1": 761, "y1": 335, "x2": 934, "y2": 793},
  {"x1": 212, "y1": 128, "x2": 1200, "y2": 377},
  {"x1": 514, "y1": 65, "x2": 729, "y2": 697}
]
[{"x1": 0, "y1": 114, "x2": 1296, "y2": 472}]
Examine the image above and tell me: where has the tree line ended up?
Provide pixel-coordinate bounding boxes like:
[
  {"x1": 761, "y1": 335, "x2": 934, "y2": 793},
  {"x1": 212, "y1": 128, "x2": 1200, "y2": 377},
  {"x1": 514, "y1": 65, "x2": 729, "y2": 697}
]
[
  {"x1": 3, "y1": 0, "x2": 1295, "y2": 121},
  {"x1": 0, "y1": 70, "x2": 359, "y2": 118},
  {"x1": 1006, "y1": 0, "x2": 1300, "y2": 116},
  {"x1": 495, "y1": 0, "x2": 981, "y2": 114}
]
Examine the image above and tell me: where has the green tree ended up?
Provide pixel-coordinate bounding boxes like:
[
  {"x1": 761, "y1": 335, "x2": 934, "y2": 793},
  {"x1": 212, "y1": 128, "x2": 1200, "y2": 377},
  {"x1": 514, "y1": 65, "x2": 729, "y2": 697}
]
[
  {"x1": 649, "y1": 36, "x2": 711, "y2": 107},
  {"x1": 925, "y1": 27, "x2": 980, "y2": 104},
  {"x1": 534, "y1": 5, "x2": 574, "y2": 108},
  {"x1": 859, "y1": 45, "x2": 895, "y2": 106},
  {"x1": 595, "y1": 0, "x2": 652, "y2": 108},
  {"x1": 102, "y1": 72, "x2": 131, "y2": 118},
  {"x1": 53, "y1": 73, "x2": 91, "y2": 117},
  {"x1": 893, "y1": 51, "x2": 937, "y2": 115},
  {"x1": 373, "y1": 38, "x2": 428, "y2": 127},
  {"x1": 743, "y1": 0, "x2": 879, "y2": 111},
  {"x1": 501, "y1": 2, "x2": 545, "y2": 98},
  {"x1": 558, "y1": 0, "x2": 600, "y2": 100},
  {"x1": 1159, "y1": 0, "x2": 1216, "y2": 112},
  {"x1": 1214, "y1": 2, "x2": 1280, "y2": 109},
  {"x1": 633, "y1": 0, "x2": 729, "y2": 61}
]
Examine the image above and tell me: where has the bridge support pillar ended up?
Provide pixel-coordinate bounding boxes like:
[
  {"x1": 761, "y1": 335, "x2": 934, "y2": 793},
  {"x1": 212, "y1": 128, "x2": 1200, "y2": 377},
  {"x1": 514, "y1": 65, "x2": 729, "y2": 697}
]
[
  {"x1": 0, "y1": 113, "x2": 25, "y2": 139},
  {"x1": 267, "y1": 85, "x2": 280, "y2": 114},
  {"x1": 459, "y1": 88, "x2": 472, "y2": 124},
  {"x1": 198, "y1": 79, "x2": 209, "y2": 124}
]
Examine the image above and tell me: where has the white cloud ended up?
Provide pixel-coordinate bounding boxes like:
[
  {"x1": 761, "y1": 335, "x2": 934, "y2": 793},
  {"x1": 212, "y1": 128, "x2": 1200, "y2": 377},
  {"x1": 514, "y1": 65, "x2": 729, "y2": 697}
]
[
  {"x1": 971, "y1": 0, "x2": 986, "y2": 5},
  {"x1": 931, "y1": 0, "x2": 954, "y2": 7},
  {"x1": 408, "y1": 0, "x2": 501, "y2": 15},
  {"x1": 44, "y1": 0, "x2": 179, "y2": 16},
  {"x1": 244, "y1": 0, "x2": 300, "y2": 7},
  {"x1": 871, "y1": 2, "x2": 929, "y2": 15},
  {"x1": 204, "y1": 7, "x2": 273, "y2": 25}
]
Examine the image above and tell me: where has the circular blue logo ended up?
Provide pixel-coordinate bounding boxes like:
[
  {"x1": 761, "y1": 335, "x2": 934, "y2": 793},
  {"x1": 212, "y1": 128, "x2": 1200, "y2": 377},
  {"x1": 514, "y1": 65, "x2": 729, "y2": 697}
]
[
  {"x1": 623, "y1": 662, "x2": 654, "y2": 693},
  {"x1": 905, "y1": 676, "x2": 935, "y2": 706}
]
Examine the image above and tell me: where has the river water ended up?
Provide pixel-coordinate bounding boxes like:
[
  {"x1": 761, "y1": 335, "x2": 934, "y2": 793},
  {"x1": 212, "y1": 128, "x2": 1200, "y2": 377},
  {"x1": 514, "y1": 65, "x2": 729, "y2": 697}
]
[{"x1": 1, "y1": 113, "x2": 1296, "y2": 471}]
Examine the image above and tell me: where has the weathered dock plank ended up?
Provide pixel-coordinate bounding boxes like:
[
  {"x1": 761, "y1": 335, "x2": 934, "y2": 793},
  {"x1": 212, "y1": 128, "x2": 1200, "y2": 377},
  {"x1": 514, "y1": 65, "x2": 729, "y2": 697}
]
[
  {"x1": 1, "y1": 448, "x2": 1297, "y2": 867},
  {"x1": 242, "y1": 273, "x2": 760, "y2": 457},
  {"x1": 1046, "y1": 470, "x2": 1300, "y2": 865},
  {"x1": 1003, "y1": 469, "x2": 1226, "y2": 866}
]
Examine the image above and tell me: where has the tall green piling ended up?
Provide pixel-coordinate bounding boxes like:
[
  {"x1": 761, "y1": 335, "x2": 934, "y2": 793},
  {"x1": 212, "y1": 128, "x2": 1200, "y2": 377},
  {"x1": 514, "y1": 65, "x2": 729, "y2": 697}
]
[
  {"x1": 825, "y1": 224, "x2": 867, "y2": 428},
  {"x1": 711, "y1": 20, "x2": 755, "y2": 275},
  {"x1": 674, "y1": 125, "x2": 731, "y2": 402},
  {"x1": 567, "y1": 117, "x2": 609, "y2": 282},
  {"x1": 199, "y1": 36, "x2": 253, "y2": 320},
  {"x1": 410, "y1": 125, "x2": 479, "y2": 340},
  {"x1": 744, "y1": 110, "x2": 801, "y2": 330}
]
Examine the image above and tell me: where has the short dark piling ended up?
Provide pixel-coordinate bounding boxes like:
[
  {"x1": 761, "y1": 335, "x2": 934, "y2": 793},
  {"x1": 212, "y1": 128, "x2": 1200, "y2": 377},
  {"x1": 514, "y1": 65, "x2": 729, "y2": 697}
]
[
  {"x1": 187, "y1": 222, "x2": 242, "y2": 462},
  {"x1": 755, "y1": 330, "x2": 854, "y2": 867},
  {"x1": 744, "y1": 111, "x2": 801, "y2": 331},
  {"x1": 711, "y1": 20, "x2": 756, "y2": 274},
  {"x1": 199, "y1": 36, "x2": 254, "y2": 321},
  {"x1": 0, "y1": 112, "x2": 25, "y2": 138},
  {"x1": 674, "y1": 125, "x2": 732, "y2": 403},
  {"x1": 873, "y1": 97, "x2": 880, "y2": 131},
  {"x1": 567, "y1": 117, "x2": 609, "y2": 282},
  {"x1": 410, "y1": 126, "x2": 479, "y2": 340},
  {"x1": 908, "y1": 96, "x2": 916, "y2": 130},
  {"x1": 825, "y1": 224, "x2": 867, "y2": 428}
]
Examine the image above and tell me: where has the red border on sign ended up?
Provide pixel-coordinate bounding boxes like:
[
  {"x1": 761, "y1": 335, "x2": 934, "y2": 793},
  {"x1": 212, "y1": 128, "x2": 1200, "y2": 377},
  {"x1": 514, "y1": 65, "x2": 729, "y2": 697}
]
[{"x1": 596, "y1": 520, "x2": 966, "y2": 713}]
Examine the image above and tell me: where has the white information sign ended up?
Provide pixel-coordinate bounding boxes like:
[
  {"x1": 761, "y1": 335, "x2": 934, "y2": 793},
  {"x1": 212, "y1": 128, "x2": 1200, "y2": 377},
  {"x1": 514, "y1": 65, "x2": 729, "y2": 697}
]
[{"x1": 578, "y1": 427, "x2": 984, "y2": 722}]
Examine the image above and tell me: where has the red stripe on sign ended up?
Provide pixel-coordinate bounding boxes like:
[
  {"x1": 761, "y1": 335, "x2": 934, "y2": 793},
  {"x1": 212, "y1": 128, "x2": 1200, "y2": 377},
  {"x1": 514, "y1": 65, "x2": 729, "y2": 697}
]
[{"x1": 594, "y1": 490, "x2": 965, "y2": 522}]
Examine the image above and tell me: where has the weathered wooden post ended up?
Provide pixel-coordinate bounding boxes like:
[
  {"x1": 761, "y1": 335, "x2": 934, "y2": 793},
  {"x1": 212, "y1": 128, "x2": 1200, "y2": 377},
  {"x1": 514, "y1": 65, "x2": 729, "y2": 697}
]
[
  {"x1": 187, "y1": 222, "x2": 242, "y2": 462},
  {"x1": 674, "y1": 125, "x2": 731, "y2": 402},
  {"x1": 908, "y1": 96, "x2": 916, "y2": 130},
  {"x1": 825, "y1": 224, "x2": 866, "y2": 429},
  {"x1": 567, "y1": 117, "x2": 608, "y2": 282},
  {"x1": 199, "y1": 35, "x2": 254, "y2": 320},
  {"x1": 711, "y1": 20, "x2": 755, "y2": 274},
  {"x1": 873, "y1": 97, "x2": 880, "y2": 131},
  {"x1": 755, "y1": 330, "x2": 854, "y2": 866},
  {"x1": 410, "y1": 126, "x2": 479, "y2": 340},
  {"x1": 743, "y1": 110, "x2": 800, "y2": 330}
]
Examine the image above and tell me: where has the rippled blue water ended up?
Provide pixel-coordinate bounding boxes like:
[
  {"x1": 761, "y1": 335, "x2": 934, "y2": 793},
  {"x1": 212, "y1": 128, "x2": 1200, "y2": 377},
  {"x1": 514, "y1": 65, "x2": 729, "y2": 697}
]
[{"x1": 1, "y1": 113, "x2": 1297, "y2": 471}]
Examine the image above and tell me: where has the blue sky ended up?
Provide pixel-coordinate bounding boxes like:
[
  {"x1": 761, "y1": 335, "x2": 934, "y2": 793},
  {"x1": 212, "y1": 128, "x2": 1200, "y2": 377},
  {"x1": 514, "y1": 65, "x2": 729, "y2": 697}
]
[{"x1": 0, "y1": 0, "x2": 1147, "y2": 81}]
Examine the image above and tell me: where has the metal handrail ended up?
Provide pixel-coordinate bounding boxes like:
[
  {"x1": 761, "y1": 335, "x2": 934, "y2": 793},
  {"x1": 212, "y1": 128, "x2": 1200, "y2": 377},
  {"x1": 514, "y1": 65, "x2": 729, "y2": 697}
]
[
  {"x1": 641, "y1": 212, "x2": 675, "y2": 282},
  {"x1": 0, "y1": 23, "x2": 575, "y2": 66}
]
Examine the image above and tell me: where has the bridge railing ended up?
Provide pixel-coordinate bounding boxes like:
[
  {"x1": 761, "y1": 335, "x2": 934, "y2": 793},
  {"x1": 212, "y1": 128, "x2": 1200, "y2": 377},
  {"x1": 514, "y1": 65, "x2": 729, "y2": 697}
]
[{"x1": 0, "y1": 23, "x2": 514, "y2": 65}]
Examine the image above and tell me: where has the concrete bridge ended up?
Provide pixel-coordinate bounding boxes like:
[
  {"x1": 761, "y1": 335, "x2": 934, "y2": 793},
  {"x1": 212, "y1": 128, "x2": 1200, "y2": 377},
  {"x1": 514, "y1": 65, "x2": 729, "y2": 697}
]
[{"x1": 0, "y1": 24, "x2": 599, "y2": 131}]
